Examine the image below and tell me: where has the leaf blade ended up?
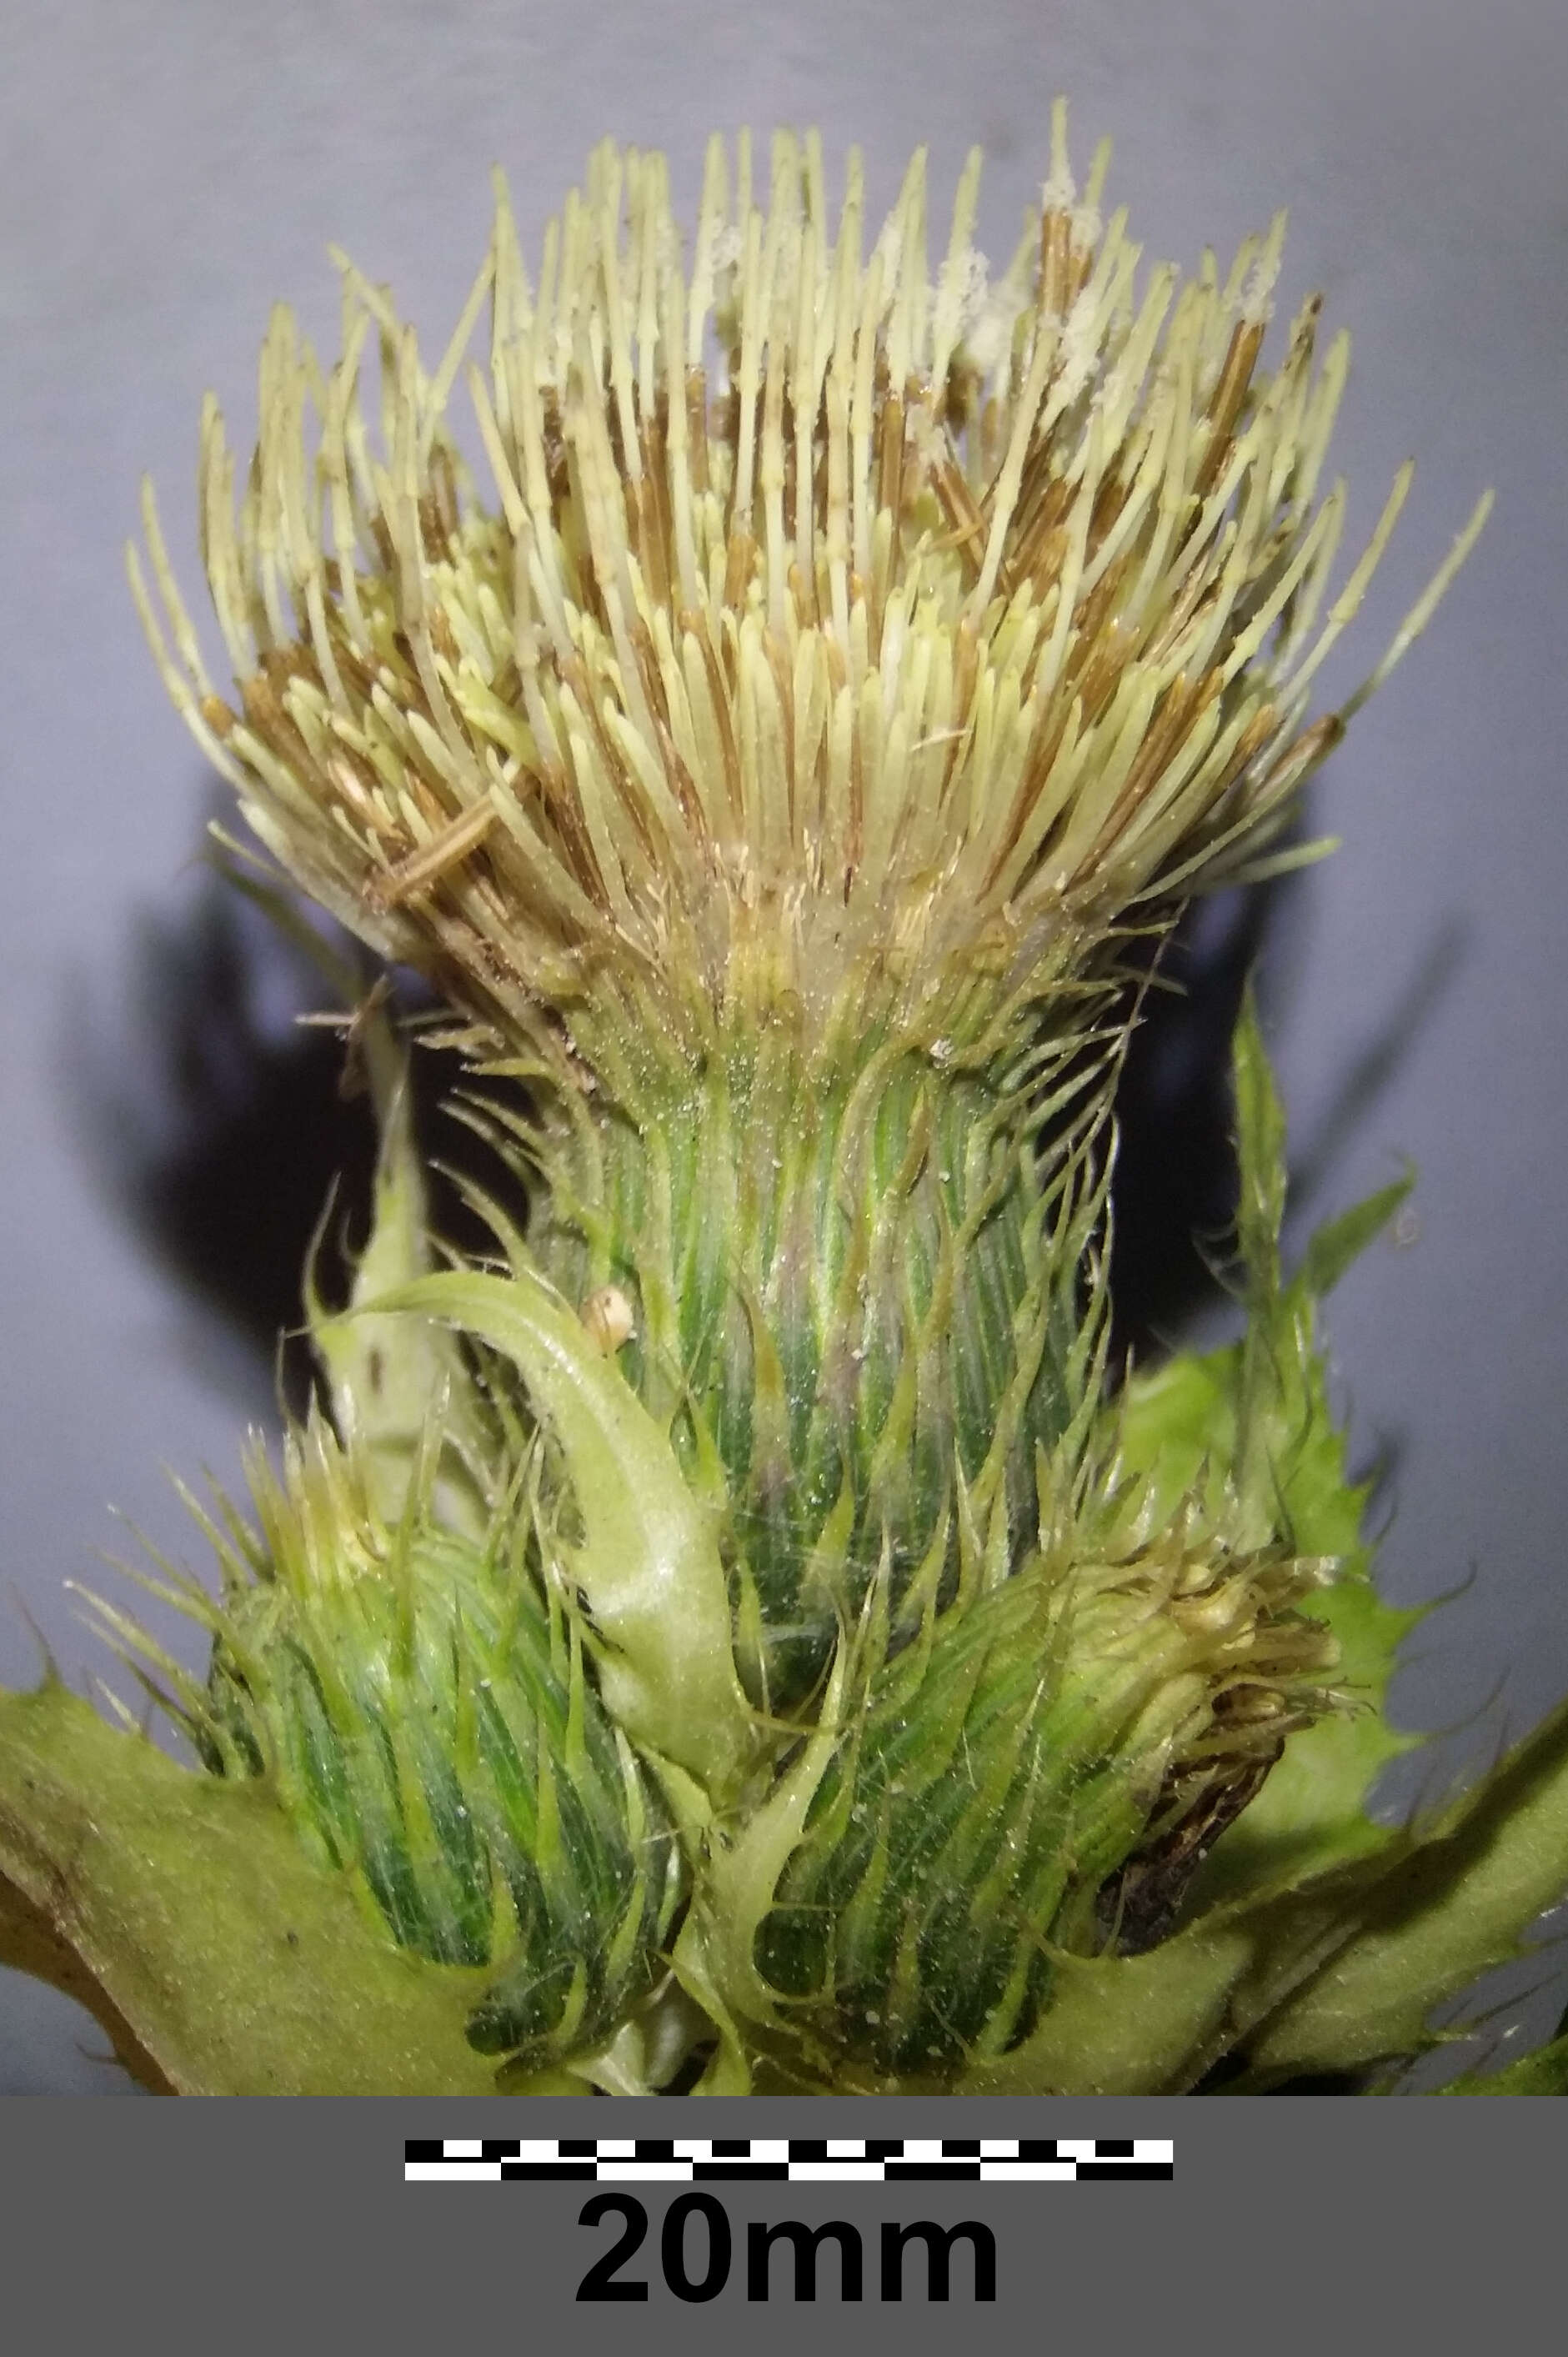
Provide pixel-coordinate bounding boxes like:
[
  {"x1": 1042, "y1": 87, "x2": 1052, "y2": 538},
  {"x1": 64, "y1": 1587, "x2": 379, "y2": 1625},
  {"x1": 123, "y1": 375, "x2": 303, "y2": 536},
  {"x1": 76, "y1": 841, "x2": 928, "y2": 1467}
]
[{"x1": 0, "y1": 1680, "x2": 506, "y2": 2095}]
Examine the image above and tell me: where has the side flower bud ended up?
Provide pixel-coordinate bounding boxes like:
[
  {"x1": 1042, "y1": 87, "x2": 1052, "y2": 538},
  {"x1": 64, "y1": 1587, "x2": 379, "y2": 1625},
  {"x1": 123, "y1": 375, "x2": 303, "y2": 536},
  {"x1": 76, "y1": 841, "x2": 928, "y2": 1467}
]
[
  {"x1": 168, "y1": 1416, "x2": 682, "y2": 2070},
  {"x1": 748, "y1": 1511, "x2": 1339, "y2": 2085}
]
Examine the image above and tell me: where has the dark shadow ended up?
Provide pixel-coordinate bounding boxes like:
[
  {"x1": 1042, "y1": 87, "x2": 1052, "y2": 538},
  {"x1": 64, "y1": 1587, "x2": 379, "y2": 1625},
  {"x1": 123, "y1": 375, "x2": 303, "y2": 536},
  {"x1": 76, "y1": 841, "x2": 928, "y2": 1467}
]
[
  {"x1": 1105, "y1": 883, "x2": 1282, "y2": 1366},
  {"x1": 1288, "y1": 915, "x2": 1466, "y2": 1213},
  {"x1": 63, "y1": 810, "x2": 510, "y2": 1421},
  {"x1": 1108, "y1": 887, "x2": 1467, "y2": 1369}
]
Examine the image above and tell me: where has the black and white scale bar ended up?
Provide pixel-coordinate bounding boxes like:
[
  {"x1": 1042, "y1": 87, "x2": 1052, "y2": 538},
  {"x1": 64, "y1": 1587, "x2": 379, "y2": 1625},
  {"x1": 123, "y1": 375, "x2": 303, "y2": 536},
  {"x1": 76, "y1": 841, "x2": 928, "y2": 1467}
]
[{"x1": 406, "y1": 2136, "x2": 1172, "y2": 2183}]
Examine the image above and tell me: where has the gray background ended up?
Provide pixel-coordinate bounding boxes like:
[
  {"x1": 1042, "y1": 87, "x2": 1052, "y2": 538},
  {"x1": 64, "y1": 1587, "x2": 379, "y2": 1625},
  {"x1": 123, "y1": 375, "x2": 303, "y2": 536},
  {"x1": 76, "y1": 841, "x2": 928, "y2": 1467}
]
[
  {"x1": 2, "y1": 0, "x2": 1564, "y2": 2092},
  {"x1": 2, "y1": 2099, "x2": 1560, "y2": 2345}
]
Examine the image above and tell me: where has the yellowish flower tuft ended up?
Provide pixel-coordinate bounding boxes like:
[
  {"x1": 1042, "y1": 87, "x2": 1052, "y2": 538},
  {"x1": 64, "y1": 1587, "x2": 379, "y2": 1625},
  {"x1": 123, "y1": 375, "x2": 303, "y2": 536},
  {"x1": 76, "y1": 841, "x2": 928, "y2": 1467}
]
[{"x1": 131, "y1": 105, "x2": 1487, "y2": 1067}]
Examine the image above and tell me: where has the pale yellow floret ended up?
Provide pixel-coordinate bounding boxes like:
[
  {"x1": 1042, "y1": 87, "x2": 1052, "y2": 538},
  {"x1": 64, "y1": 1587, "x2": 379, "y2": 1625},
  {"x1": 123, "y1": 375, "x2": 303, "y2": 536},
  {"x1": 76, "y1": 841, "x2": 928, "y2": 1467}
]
[{"x1": 132, "y1": 111, "x2": 1489, "y2": 1057}]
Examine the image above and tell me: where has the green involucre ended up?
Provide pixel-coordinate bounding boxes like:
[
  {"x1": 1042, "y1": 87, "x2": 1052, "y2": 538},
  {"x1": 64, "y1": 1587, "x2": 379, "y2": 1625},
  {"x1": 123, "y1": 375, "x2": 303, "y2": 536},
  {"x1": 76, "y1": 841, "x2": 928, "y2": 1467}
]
[
  {"x1": 462, "y1": 970, "x2": 1120, "y2": 1722},
  {"x1": 151, "y1": 1418, "x2": 682, "y2": 2071}
]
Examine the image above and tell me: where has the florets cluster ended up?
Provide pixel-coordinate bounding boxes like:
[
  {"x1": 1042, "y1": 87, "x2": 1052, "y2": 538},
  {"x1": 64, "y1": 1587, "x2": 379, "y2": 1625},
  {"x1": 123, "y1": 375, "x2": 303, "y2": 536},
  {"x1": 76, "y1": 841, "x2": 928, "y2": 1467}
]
[{"x1": 132, "y1": 106, "x2": 1485, "y2": 1067}]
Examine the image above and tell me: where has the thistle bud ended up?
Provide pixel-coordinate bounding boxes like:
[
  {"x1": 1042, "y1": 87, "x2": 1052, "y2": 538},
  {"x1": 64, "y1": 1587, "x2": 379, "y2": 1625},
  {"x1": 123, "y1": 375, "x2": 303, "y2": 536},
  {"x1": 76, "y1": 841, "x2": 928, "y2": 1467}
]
[
  {"x1": 712, "y1": 1366, "x2": 1340, "y2": 2086},
  {"x1": 176, "y1": 1416, "x2": 681, "y2": 2070}
]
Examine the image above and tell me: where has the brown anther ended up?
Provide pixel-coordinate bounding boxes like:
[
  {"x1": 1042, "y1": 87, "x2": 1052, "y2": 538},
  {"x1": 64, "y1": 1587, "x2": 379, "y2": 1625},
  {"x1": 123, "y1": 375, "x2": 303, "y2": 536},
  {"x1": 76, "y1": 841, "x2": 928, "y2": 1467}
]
[
  {"x1": 1193, "y1": 321, "x2": 1265, "y2": 498},
  {"x1": 723, "y1": 525, "x2": 757, "y2": 613},
  {"x1": 1039, "y1": 207, "x2": 1072, "y2": 323},
  {"x1": 762, "y1": 629, "x2": 797, "y2": 815},
  {"x1": 1256, "y1": 710, "x2": 1345, "y2": 800},
  {"x1": 1215, "y1": 701, "x2": 1282, "y2": 799},
  {"x1": 417, "y1": 491, "x2": 454, "y2": 564},
  {"x1": 876, "y1": 388, "x2": 906, "y2": 529},
  {"x1": 639, "y1": 460, "x2": 673, "y2": 612},
  {"x1": 685, "y1": 364, "x2": 710, "y2": 494}
]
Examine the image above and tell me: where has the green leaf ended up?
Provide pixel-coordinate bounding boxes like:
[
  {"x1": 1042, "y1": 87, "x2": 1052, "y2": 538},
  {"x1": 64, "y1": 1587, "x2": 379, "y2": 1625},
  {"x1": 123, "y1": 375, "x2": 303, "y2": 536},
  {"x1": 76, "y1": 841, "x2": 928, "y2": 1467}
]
[
  {"x1": 958, "y1": 997, "x2": 1439, "y2": 2096},
  {"x1": 956, "y1": 1860, "x2": 1398, "y2": 2096},
  {"x1": 1230, "y1": 982, "x2": 1287, "y2": 1318},
  {"x1": 1239, "y1": 1692, "x2": 1568, "y2": 2084},
  {"x1": 958, "y1": 1718, "x2": 1568, "y2": 2100},
  {"x1": 0, "y1": 1678, "x2": 513, "y2": 2095},
  {"x1": 955, "y1": 1925, "x2": 1261, "y2": 2095},
  {"x1": 305, "y1": 1030, "x2": 491, "y2": 1537},
  {"x1": 354, "y1": 1266, "x2": 757, "y2": 1803},
  {"x1": 1118, "y1": 994, "x2": 1420, "y2": 1911},
  {"x1": 1300, "y1": 1172, "x2": 1413, "y2": 1301}
]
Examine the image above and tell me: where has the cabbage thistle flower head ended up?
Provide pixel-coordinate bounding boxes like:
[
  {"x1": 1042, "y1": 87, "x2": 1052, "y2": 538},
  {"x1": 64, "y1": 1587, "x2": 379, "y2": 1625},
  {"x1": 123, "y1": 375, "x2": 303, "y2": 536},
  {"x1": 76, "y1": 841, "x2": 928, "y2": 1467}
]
[
  {"x1": 133, "y1": 106, "x2": 1484, "y2": 1068},
  {"x1": 118, "y1": 113, "x2": 1494, "y2": 2093}
]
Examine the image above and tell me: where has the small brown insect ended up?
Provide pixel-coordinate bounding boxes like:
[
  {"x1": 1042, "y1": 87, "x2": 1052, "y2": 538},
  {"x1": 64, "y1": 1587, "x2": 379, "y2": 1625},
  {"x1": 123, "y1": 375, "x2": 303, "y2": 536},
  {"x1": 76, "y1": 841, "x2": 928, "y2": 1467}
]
[{"x1": 365, "y1": 799, "x2": 498, "y2": 913}]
